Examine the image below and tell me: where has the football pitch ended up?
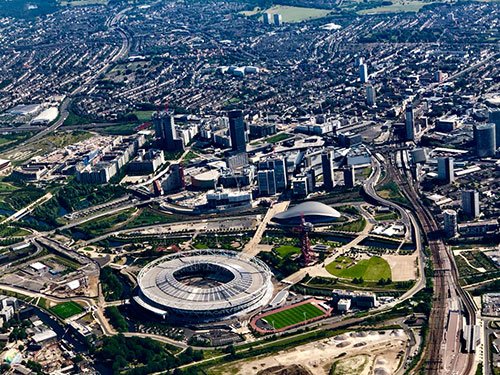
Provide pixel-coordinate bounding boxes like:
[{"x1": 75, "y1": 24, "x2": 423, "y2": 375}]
[
  {"x1": 50, "y1": 301, "x2": 84, "y2": 319},
  {"x1": 263, "y1": 303, "x2": 326, "y2": 330}
]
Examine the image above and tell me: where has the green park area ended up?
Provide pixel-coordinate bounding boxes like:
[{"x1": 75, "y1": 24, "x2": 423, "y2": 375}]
[
  {"x1": 0, "y1": 132, "x2": 34, "y2": 154},
  {"x1": 124, "y1": 208, "x2": 184, "y2": 229},
  {"x1": 49, "y1": 301, "x2": 84, "y2": 319},
  {"x1": 98, "y1": 123, "x2": 138, "y2": 136},
  {"x1": 183, "y1": 150, "x2": 199, "y2": 162},
  {"x1": 133, "y1": 110, "x2": 155, "y2": 122},
  {"x1": 241, "y1": 5, "x2": 332, "y2": 23},
  {"x1": 326, "y1": 256, "x2": 391, "y2": 281},
  {"x1": 275, "y1": 245, "x2": 301, "y2": 258},
  {"x1": 74, "y1": 208, "x2": 135, "y2": 236},
  {"x1": 263, "y1": 303, "x2": 326, "y2": 330},
  {"x1": 376, "y1": 181, "x2": 410, "y2": 206},
  {"x1": 266, "y1": 133, "x2": 293, "y2": 144},
  {"x1": 358, "y1": 0, "x2": 432, "y2": 14},
  {"x1": 374, "y1": 211, "x2": 399, "y2": 221},
  {"x1": 333, "y1": 217, "x2": 367, "y2": 233}
]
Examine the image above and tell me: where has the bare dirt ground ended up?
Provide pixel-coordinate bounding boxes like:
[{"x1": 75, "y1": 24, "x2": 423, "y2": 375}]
[
  {"x1": 210, "y1": 329, "x2": 408, "y2": 375},
  {"x1": 382, "y1": 253, "x2": 417, "y2": 281}
]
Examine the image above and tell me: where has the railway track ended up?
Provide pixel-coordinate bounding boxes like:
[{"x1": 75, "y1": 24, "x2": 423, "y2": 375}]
[{"x1": 381, "y1": 140, "x2": 476, "y2": 375}]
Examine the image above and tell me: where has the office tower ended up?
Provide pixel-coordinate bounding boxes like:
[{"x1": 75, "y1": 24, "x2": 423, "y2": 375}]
[
  {"x1": 321, "y1": 150, "x2": 335, "y2": 190},
  {"x1": 434, "y1": 70, "x2": 443, "y2": 83},
  {"x1": 259, "y1": 156, "x2": 287, "y2": 192},
  {"x1": 355, "y1": 57, "x2": 364, "y2": 67},
  {"x1": 161, "y1": 163, "x2": 184, "y2": 193},
  {"x1": 343, "y1": 166, "x2": 355, "y2": 188},
  {"x1": 443, "y1": 209, "x2": 458, "y2": 238},
  {"x1": 273, "y1": 13, "x2": 282, "y2": 26},
  {"x1": 359, "y1": 63, "x2": 368, "y2": 83},
  {"x1": 153, "y1": 112, "x2": 184, "y2": 152},
  {"x1": 405, "y1": 105, "x2": 415, "y2": 141},
  {"x1": 410, "y1": 148, "x2": 427, "y2": 164},
  {"x1": 226, "y1": 152, "x2": 249, "y2": 171},
  {"x1": 262, "y1": 13, "x2": 271, "y2": 25},
  {"x1": 306, "y1": 168, "x2": 316, "y2": 193},
  {"x1": 474, "y1": 123, "x2": 496, "y2": 157},
  {"x1": 488, "y1": 109, "x2": 500, "y2": 148},
  {"x1": 437, "y1": 157, "x2": 454, "y2": 183},
  {"x1": 228, "y1": 110, "x2": 247, "y2": 153},
  {"x1": 366, "y1": 84, "x2": 376, "y2": 107},
  {"x1": 292, "y1": 177, "x2": 308, "y2": 197},
  {"x1": 258, "y1": 170, "x2": 276, "y2": 196},
  {"x1": 461, "y1": 190, "x2": 480, "y2": 218}
]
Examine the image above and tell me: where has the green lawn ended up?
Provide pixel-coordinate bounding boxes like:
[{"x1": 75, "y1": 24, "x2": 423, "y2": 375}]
[
  {"x1": 263, "y1": 303, "x2": 325, "y2": 330},
  {"x1": 98, "y1": 123, "x2": 137, "y2": 136},
  {"x1": 124, "y1": 208, "x2": 183, "y2": 229},
  {"x1": 183, "y1": 151, "x2": 199, "y2": 162},
  {"x1": 244, "y1": 5, "x2": 333, "y2": 23},
  {"x1": 266, "y1": 133, "x2": 293, "y2": 144},
  {"x1": 50, "y1": 301, "x2": 84, "y2": 319},
  {"x1": 374, "y1": 212, "x2": 399, "y2": 221},
  {"x1": 275, "y1": 245, "x2": 300, "y2": 258},
  {"x1": 326, "y1": 256, "x2": 391, "y2": 281},
  {"x1": 358, "y1": 1, "x2": 430, "y2": 14},
  {"x1": 333, "y1": 218, "x2": 366, "y2": 233},
  {"x1": 194, "y1": 243, "x2": 209, "y2": 249},
  {"x1": 376, "y1": 181, "x2": 410, "y2": 206},
  {"x1": 133, "y1": 110, "x2": 155, "y2": 122},
  {"x1": 0, "y1": 182, "x2": 18, "y2": 193},
  {"x1": 76, "y1": 209, "x2": 134, "y2": 236}
]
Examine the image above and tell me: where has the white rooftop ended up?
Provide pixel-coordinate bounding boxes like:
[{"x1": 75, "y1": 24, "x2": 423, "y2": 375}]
[{"x1": 30, "y1": 262, "x2": 46, "y2": 271}]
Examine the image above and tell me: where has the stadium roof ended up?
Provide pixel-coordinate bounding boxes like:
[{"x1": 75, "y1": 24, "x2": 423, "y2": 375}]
[{"x1": 272, "y1": 201, "x2": 341, "y2": 225}]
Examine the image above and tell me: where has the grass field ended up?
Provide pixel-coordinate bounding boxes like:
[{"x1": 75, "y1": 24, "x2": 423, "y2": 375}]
[
  {"x1": 50, "y1": 301, "x2": 84, "y2": 319},
  {"x1": 275, "y1": 245, "x2": 300, "y2": 258},
  {"x1": 333, "y1": 217, "x2": 367, "y2": 233},
  {"x1": 266, "y1": 133, "x2": 293, "y2": 144},
  {"x1": 358, "y1": 1, "x2": 431, "y2": 14},
  {"x1": 0, "y1": 182, "x2": 18, "y2": 193},
  {"x1": 242, "y1": 5, "x2": 332, "y2": 23},
  {"x1": 263, "y1": 303, "x2": 325, "y2": 329},
  {"x1": 98, "y1": 123, "x2": 137, "y2": 136},
  {"x1": 75, "y1": 209, "x2": 134, "y2": 236},
  {"x1": 133, "y1": 110, "x2": 154, "y2": 122},
  {"x1": 326, "y1": 256, "x2": 391, "y2": 281},
  {"x1": 376, "y1": 181, "x2": 410, "y2": 206},
  {"x1": 374, "y1": 212, "x2": 399, "y2": 221},
  {"x1": 183, "y1": 150, "x2": 199, "y2": 162},
  {"x1": 124, "y1": 208, "x2": 184, "y2": 229}
]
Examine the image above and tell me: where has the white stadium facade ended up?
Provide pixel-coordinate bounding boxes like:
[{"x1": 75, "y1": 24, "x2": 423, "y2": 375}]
[
  {"x1": 271, "y1": 201, "x2": 342, "y2": 226},
  {"x1": 134, "y1": 249, "x2": 274, "y2": 321}
]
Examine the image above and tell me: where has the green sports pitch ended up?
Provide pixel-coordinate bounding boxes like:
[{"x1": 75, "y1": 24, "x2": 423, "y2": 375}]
[
  {"x1": 49, "y1": 301, "x2": 84, "y2": 319},
  {"x1": 263, "y1": 303, "x2": 326, "y2": 330}
]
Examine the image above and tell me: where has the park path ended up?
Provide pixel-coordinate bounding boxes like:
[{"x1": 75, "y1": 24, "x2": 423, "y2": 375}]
[
  {"x1": 282, "y1": 205, "x2": 375, "y2": 285},
  {"x1": 242, "y1": 201, "x2": 290, "y2": 258}
]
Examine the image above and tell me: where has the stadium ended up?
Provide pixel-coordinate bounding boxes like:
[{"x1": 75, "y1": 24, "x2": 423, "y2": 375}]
[
  {"x1": 271, "y1": 201, "x2": 342, "y2": 226},
  {"x1": 134, "y1": 249, "x2": 274, "y2": 321}
]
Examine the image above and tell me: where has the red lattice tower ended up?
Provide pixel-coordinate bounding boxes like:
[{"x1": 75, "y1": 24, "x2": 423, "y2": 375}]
[{"x1": 294, "y1": 214, "x2": 314, "y2": 266}]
